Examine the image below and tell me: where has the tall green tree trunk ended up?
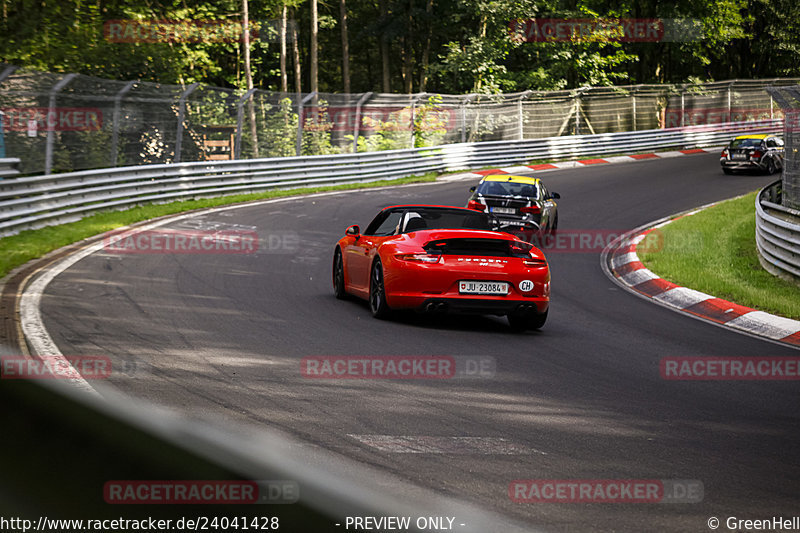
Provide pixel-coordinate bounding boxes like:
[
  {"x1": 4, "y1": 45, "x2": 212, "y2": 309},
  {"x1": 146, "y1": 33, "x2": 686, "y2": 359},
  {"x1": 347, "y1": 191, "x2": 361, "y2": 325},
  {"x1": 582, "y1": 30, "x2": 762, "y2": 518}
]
[
  {"x1": 280, "y1": 4, "x2": 288, "y2": 93},
  {"x1": 292, "y1": 8, "x2": 302, "y2": 93},
  {"x1": 310, "y1": 0, "x2": 319, "y2": 95},
  {"x1": 418, "y1": 0, "x2": 433, "y2": 92},
  {"x1": 379, "y1": 0, "x2": 391, "y2": 92},
  {"x1": 243, "y1": 0, "x2": 259, "y2": 157},
  {"x1": 340, "y1": 0, "x2": 350, "y2": 93}
]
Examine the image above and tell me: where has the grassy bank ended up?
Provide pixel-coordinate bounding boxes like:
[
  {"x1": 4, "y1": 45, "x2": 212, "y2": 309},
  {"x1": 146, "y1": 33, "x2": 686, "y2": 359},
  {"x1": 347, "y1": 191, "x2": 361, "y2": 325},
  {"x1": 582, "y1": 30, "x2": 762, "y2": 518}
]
[{"x1": 638, "y1": 192, "x2": 800, "y2": 320}]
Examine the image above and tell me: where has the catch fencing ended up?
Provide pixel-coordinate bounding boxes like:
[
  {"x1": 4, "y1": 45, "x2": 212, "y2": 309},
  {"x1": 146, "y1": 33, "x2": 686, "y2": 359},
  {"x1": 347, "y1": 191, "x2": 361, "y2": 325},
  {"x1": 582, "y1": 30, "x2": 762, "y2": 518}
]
[
  {"x1": 0, "y1": 118, "x2": 781, "y2": 237},
  {"x1": 0, "y1": 63, "x2": 796, "y2": 175}
]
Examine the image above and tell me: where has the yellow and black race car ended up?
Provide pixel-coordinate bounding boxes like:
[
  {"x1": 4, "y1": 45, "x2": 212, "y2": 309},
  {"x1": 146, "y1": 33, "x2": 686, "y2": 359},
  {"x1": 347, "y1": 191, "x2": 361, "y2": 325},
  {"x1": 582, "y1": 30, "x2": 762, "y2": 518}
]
[
  {"x1": 466, "y1": 174, "x2": 560, "y2": 239},
  {"x1": 720, "y1": 134, "x2": 784, "y2": 175}
]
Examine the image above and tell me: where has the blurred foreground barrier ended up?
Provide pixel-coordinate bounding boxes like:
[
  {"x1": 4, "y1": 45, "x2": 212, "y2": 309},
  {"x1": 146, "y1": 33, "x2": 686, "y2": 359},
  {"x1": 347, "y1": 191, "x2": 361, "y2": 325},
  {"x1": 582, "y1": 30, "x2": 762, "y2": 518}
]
[{"x1": 0, "y1": 369, "x2": 530, "y2": 532}]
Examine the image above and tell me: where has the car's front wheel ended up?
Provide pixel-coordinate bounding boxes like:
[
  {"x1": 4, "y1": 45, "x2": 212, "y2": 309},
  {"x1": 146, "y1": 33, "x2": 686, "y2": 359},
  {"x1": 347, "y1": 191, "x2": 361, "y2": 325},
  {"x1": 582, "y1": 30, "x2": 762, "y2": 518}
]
[
  {"x1": 333, "y1": 248, "x2": 347, "y2": 300},
  {"x1": 766, "y1": 158, "x2": 777, "y2": 175},
  {"x1": 369, "y1": 258, "x2": 391, "y2": 318}
]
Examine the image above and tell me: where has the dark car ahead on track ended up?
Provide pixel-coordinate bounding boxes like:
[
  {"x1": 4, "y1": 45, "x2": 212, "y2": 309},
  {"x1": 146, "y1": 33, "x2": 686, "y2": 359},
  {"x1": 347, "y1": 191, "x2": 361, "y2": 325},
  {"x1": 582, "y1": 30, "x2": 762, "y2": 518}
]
[
  {"x1": 332, "y1": 205, "x2": 550, "y2": 331},
  {"x1": 720, "y1": 134, "x2": 784, "y2": 175},
  {"x1": 465, "y1": 175, "x2": 560, "y2": 241}
]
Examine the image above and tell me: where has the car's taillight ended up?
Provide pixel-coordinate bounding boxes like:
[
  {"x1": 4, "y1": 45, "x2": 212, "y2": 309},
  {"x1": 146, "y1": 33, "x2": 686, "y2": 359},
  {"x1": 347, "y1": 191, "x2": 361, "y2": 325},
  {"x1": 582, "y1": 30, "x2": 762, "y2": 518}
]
[
  {"x1": 510, "y1": 241, "x2": 535, "y2": 258},
  {"x1": 721, "y1": 148, "x2": 729, "y2": 157},
  {"x1": 467, "y1": 200, "x2": 486, "y2": 211},
  {"x1": 396, "y1": 253, "x2": 442, "y2": 264},
  {"x1": 751, "y1": 150, "x2": 763, "y2": 159},
  {"x1": 523, "y1": 258, "x2": 548, "y2": 267},
  {"x1": 520, "y1": 205, "x2": 541, "y2": 214}
]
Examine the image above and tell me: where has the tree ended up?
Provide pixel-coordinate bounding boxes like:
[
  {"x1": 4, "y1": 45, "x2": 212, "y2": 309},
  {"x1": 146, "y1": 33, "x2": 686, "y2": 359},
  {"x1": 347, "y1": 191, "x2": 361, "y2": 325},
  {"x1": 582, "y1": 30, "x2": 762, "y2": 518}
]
[
  {"x1": 310, "y1": 0, "x2": 319, "y2": 94},
  {"x1": 242, "y1": 0, "x2": 259, "y2": 157},
  {"x1": 340, "y1": 0, "x2": 351, "y2": 93}
]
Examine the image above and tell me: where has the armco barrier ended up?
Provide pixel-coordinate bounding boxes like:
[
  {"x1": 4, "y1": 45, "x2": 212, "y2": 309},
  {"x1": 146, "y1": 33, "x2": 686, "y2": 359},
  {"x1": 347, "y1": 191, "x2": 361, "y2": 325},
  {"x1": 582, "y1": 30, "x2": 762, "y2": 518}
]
[
  {"x1": 0, "y1": 157, "x2": 20, "y2": 179},
  {"x1": 0, "y1": 119, "x2": 781, "y2": 236},
  {"x1": 756, "y1": 180, "x2": 800, "y2": 282}
]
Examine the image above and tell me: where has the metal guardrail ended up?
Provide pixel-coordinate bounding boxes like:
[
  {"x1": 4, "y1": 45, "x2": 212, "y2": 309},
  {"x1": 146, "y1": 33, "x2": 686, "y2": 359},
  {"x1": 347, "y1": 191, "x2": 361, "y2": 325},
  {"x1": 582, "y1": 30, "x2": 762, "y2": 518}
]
[
  {"x1": 0, "y1": 157, "x2": 20, "y2": 179},
  {"x1": 757, "y1": 180, "x2": 800, "y2": 281},
  {"x1": 0, "y1": 118, "x2": 782, "y2": 236}
]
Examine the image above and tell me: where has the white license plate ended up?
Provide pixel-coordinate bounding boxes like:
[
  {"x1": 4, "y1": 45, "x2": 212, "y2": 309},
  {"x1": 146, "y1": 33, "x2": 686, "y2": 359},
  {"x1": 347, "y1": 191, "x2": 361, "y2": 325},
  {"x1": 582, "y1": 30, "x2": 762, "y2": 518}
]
[
  {"x1": 732, "y1": 153, "x2": 748, "y2": 160},
  {"x1": 491, "y1": 207, "x2": 516, "y2": 214},
  {"x1": 458, "y1": 281, "x2": 509, "y2": 295}
]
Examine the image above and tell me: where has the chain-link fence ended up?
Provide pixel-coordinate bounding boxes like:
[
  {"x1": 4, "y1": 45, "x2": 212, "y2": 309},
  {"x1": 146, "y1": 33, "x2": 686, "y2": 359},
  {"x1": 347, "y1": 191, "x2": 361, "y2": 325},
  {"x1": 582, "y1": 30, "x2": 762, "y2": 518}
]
[
  {"x1": 766, "y1": 85, "x2": 800, "y2": 210},
  {"x1": 1, "y1": 63, "x2": 797, "y2": 176}
]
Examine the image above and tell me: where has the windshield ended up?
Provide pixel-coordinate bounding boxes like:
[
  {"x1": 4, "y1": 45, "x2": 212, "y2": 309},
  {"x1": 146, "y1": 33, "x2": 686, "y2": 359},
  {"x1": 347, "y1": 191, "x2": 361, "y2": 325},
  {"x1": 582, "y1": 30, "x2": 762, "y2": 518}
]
[
  {"x1": 400, "y1": 207, "x2": 494, "y2": 233},
  {"x1": 729, "y1": 138, "x2": 763, "y2": 148},
  {"x1": 476, "y1": 180, "x2": 541, "y2": 199}
]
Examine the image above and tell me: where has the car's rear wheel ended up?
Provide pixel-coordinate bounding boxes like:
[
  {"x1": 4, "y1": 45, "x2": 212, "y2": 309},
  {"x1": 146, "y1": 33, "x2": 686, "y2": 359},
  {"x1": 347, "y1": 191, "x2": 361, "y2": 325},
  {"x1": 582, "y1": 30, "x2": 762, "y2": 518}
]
[
  {"x1": 508, "y1": 309, "x2": 547, "y2": 332},
  {"x1": 369, "y1": 258, "x2": 391, "y2": 318},
  {"x1": 333, "y1": 248, "x2": 347, "y2": 300},
  {"x1": 722, "y1": 168, "x2": 733, "y2": 175}
]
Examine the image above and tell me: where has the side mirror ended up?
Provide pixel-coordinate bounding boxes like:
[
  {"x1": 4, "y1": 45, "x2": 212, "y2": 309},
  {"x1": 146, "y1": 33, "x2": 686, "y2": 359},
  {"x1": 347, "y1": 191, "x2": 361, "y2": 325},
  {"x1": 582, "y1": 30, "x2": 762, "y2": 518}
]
[
  {"x1": 551, "y1": 192, "x2": 561, "y2": 199},
  {"x1": 345, "y1": 225, "x2": 360, "y2": 236},
  {"x1": 469, "y1": 186, "x2": 476, "y2": 192}
]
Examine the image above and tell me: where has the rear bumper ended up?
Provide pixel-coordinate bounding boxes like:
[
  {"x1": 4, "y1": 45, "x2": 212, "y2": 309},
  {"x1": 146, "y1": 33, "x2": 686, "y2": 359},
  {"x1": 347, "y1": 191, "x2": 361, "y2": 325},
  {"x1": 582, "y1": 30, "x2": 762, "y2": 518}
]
[
  {"x1": 415, "y1": 297, "x2": 548, "y2": 316},
  {"x1": 381, "y1": 253, "x2": 550, "y2": 315},
  {"x1": 720, "y1": 159, "x2": 764, "y2": 171}
]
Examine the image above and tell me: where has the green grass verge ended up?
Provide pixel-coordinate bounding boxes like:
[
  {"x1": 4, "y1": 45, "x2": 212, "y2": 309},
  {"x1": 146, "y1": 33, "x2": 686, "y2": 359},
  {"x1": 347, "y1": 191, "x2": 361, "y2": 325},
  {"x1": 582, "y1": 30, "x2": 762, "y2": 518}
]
[
  {"x1": 638, "y1": 191, "x2": 800, "y2": 320},
  {"x1": 0, "y1": 173, "x2": 438, "y2": 280}
]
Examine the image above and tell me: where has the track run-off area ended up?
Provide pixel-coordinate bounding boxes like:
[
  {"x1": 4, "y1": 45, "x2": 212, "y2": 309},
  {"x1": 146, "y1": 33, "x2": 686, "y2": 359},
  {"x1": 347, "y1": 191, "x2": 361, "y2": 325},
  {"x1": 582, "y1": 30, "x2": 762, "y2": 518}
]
[{"x1": 32, "y1": 153, "x2": 800, "y2": 532}]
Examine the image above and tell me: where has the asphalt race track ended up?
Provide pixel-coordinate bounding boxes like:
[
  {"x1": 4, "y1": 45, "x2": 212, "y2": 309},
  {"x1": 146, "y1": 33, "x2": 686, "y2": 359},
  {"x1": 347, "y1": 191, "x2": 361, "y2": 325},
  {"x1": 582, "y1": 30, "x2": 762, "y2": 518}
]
[{"x1": 38, "y1": 153, "x2": 800, "y2": 532}]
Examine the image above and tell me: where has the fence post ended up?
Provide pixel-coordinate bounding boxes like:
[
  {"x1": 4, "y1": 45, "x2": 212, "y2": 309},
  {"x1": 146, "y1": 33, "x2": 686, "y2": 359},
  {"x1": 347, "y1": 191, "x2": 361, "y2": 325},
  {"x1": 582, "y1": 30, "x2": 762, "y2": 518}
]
[
  {"x1": 409, "y1": 94, "x2": 423, "y2": 148},
  {"x1": 0, "y1": 65, "x2": 17, "y2": 85},
  {"x1": 295, "y1": 92, "x2": 317, "y2": 156},
  {"x1": 518, "y1": 91, "x2": 532, "y2": 140},
  {"x1": 680, "y1": 85, "x2": 685, "y2": 127},
  {"x1": 0, "y1": 66, "x2": 17, "y2": 160},
  {"x1": 352, "y1": 92, "x2": 373, "y2": 153},
  {"x1": 235, "y1": 88, "x2": 257, "y2": 159},
  {"x1": 727, "y1": 81, "x2": 733, "y2": 123},
  {"x1": 575, "y1": 92, "x2": 581, "y2": 135},
  {"x1": 632, "y1": 87, "x2": 637, "y2": 131},
  {"x1": 110, "y1": 80, "x2": 137, "y2": 167},
  {"x1": 460, "y1": 95, "x2": 475, "y2": 143},
  {"x1": 174, "y1": 82, "x2": 199, "y2": 164},
  {"x1": 44, "y1": 73, "x2": 78, "y2": 175}
]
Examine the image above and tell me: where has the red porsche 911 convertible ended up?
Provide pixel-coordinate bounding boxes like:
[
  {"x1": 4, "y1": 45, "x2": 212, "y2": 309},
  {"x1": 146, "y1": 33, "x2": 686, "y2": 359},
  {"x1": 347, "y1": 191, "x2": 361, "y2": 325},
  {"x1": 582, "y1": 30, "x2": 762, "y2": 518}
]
[{"x1": 332, "y1": 205, "x2": 550, "y2": 330}]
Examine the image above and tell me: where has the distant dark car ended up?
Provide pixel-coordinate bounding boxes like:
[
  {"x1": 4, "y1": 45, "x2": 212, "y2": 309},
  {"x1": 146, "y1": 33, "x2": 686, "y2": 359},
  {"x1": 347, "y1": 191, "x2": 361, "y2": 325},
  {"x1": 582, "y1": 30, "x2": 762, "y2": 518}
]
[
  {"x1": 466, "y1": 175, "x2": 560, "y2": 241},
  {"x1": 720, "y1": 134, "x2": 784, "y2": 175}
]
